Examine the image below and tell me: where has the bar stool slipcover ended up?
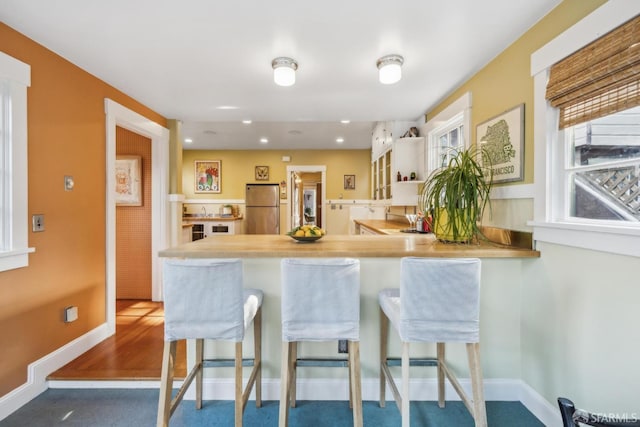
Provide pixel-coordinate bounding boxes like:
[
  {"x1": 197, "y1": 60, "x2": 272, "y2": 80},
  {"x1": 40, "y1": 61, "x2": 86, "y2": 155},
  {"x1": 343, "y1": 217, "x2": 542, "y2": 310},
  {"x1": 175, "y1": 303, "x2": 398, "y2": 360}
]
[
  {"x1": 157, "y1": 258, "x2": 263, "y2": 427},
  {"x1": 279, "y1": 258, "x2": 362, "y2": 427},
  {"x1": 379, "y1": 257, "x2": 487, "y2": 427}
]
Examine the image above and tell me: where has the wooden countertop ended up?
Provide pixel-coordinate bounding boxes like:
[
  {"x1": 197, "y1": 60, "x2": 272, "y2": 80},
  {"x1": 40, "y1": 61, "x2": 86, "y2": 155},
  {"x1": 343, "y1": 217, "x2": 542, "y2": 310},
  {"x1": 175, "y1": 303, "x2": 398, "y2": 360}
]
[
  {"x1": 159, "y1": 234, "x2": 540, "y2": 259},
  {"x1": 354, "y1": 219, "x2": 410, "y2": 234}
]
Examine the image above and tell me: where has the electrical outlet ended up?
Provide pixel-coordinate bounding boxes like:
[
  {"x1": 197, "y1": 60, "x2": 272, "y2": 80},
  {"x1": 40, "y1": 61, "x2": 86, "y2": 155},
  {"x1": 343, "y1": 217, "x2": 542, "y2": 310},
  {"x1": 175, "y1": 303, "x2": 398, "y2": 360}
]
[
  {"x1": 338, "y1": 340, "x2": 348, "y2": 354},
  {"x1": 32, "y1": 214, "x2": 45, "y2": 232},
  {"x1": 64, "y1": 306, "x2": 78, "y2": 323}
]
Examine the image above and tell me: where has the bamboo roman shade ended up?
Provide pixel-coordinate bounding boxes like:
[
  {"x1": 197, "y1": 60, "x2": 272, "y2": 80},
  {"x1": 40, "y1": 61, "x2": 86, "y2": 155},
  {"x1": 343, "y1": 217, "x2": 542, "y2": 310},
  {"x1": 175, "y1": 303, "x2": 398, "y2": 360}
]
[{"x1": 546, "y1": 14, "x2": 640, "y2": 129}]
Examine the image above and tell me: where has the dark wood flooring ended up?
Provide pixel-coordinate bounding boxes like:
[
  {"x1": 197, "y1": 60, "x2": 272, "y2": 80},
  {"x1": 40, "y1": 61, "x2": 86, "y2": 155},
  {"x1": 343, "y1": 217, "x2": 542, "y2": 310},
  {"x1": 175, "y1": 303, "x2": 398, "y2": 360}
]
[{"x1": 48, "y1": 299, "x2": 186, "y2": 380}]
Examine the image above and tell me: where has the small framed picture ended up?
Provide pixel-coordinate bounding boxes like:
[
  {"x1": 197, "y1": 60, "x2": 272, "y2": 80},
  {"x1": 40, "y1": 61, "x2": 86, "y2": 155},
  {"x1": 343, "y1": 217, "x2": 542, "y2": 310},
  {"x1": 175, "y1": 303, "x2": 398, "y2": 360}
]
[
  {"x1": 344, "y1": 174, "x2": 355, "y2": 190},
  {"x1": 255, "y1": 165, "x2": 269, "y2": 181},
  {"x1": 195, "y1": 160, "x2": 221, "y2": 193},
  {"x1": 115, "y1": 155, "x2": 142, "y2": 206}
]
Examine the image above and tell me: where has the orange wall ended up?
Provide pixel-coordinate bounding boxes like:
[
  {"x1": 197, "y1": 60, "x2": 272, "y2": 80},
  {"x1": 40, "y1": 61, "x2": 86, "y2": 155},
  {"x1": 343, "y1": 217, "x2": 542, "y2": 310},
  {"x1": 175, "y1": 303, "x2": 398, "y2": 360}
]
[
  {"x1": 0, "y1": 23, "x2": 166, "y2": 396},
  {"x1": 116, "y1": 127, "x2": 152, "y2": 300}
]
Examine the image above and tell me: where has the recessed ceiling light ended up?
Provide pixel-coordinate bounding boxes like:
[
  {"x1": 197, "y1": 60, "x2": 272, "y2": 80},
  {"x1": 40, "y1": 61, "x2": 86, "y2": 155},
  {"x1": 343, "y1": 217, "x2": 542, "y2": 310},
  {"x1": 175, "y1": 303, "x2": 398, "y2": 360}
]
[
  {"x1": 288, "y1": 130, "x2": 302, "y2": 135},
  {"x1": 242, "y1": 120, "x2": 252, "y2": 124},
  {"x1": 336, "y1": 137, "x2": 345, "y2": 143},
  {"x1": 340, "y1": 120, "x2": 351, "y2": 124},
  {"x1": 184, "y1": 138, "x2": 193, "y2": 144},
  {"x1": 203, "y1": 130, "x2": 216, "y2": 135},
  {"x1": 217, "y1": 105, "x2": 238, "y2": 110},
  {"x1": 260, "y1": 137, "x2": 269, "y2": 144}
]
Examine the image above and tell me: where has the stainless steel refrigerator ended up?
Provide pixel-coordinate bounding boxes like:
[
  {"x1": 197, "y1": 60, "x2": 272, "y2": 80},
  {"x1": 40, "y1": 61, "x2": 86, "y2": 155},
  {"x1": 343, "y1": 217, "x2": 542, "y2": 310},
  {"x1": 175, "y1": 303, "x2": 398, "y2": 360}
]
[{"x1": 245, "y1": 183, "x2": 280, "y2": 234}]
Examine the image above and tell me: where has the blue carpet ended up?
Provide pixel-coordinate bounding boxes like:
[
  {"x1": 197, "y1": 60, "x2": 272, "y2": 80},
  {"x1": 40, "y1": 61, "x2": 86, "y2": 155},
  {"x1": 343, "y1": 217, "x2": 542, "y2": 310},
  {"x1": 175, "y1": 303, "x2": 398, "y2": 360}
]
[{"x1": 0, "y1": 389, "x2": 545, "y2": 426}]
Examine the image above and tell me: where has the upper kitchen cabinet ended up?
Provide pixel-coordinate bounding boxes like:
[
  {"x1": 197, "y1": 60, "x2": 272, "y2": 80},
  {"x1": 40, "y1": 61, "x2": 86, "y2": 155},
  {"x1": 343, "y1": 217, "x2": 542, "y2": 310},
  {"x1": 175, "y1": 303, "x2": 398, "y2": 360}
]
[
  {"x1": 371, "y1": 121, "x2": 417, "y2": 159},
  {"x1": 371, "y1": 121, "x2": 424, "y2": 205},
  {"x1": 391, "y1": 137, "x2": 425, "y2": 206}
]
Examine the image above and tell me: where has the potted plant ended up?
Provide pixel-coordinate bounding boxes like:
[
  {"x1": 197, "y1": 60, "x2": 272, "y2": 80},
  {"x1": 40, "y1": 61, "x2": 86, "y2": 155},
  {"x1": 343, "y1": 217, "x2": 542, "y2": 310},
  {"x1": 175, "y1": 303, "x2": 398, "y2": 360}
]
[{"x1": 419, "y1": 146, "x2": 492, "y2": 243}]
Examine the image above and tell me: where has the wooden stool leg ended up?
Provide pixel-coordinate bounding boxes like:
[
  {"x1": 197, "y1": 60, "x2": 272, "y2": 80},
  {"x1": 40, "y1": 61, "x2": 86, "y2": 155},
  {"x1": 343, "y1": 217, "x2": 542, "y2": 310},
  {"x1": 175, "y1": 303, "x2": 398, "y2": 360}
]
[
  {"x1": 157, "y1": 340, "x2": 176, "y2": 427},
  {"x1": 289, "y1": 342, "x2": 297, "y2": 408},
  {"x1": 279, "y1": 341, "x2": 292, "y2": 427},
  {"x1": 401, "y1": 342, "x2": 410, "y2": 427},
  {"x1": 467, "y1": 342, "x2": 487, "y2": 427},
  {"x1": 235, "y1": 342, "x2": 243, "y2": 427},
  {"x1": 349, "y1": 341, "x2": 363, "y2": 427},
  {"x1": 195, "y1": 339, "x2": 204, "y2": 410},
  {"x1": 254, "y1": 307, "x2": 262, "y2": 408},
  {"x1": 348, "y1": 341, "x2": 353, "y2": 409},
  {"x1": 379, "y1": 307, "x2": 389, "y2": 407},
  {"x1": 437, "y1": 342, "x2": 445, "y2": 408}
]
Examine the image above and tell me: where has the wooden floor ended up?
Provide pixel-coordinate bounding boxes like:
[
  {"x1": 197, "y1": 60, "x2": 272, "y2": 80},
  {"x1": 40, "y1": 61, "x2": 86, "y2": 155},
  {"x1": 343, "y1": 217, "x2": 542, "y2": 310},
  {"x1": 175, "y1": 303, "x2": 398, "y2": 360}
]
[{"x1": 48, "y1": 300, "x2": 186, "y2": 380}]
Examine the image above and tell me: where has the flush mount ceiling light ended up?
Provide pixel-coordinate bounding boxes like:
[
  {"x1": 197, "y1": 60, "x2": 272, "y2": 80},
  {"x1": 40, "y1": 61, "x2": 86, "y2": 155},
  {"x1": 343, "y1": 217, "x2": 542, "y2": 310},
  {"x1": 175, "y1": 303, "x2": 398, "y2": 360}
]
[
  {"x1": 272, "y1": 57, "x2": 298, "y2": 86},
  {"x1": 376, "y1": 54, "x2": 404, "y2": 85}
]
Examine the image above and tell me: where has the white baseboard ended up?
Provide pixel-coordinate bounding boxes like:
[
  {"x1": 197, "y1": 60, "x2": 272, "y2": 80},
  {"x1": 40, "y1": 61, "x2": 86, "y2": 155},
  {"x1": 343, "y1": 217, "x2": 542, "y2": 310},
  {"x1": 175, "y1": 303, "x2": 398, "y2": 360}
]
[
  {"x1": 189, "y1": 377, "x2": 524, "y2": 402},
  {"x1": 185, "y1": 376, "x2": 559, "y2": 425},
  {"x1": 518, "y1": 380, "x2": 562, "y2": 427},
  {"x1": 0, "y1": 323, "x2": 111, "y2": 421},
  {"x1": 20, "y1": 365, "x2": 562, "y2": 426}
]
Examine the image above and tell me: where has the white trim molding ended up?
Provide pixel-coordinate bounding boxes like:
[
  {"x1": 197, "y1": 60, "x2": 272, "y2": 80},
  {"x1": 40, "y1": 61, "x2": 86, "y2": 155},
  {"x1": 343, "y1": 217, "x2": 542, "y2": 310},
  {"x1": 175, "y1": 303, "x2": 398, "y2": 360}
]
[
  {"x1": 0, "y1": 324, "x2": 110, "y2": 421},
  {"x1": 105, "y1": 99, "x2": 170, "y2": 333},
  {"x1": 0, "y1": 51, "x2": 34, "y2": 272},
  {"x1": 45, "y1": 376, "x2": 559, "y2": 425}
]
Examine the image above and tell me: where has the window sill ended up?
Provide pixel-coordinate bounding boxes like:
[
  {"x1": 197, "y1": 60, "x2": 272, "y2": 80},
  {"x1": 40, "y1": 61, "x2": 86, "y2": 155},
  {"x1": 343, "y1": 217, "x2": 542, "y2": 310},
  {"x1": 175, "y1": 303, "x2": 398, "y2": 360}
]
[
  {"x1": 529, "y1": 221, "x2": 640, "y2": 258},
  {"x1": 0, "y1": 247, "x2": 35, "y2": 272}
]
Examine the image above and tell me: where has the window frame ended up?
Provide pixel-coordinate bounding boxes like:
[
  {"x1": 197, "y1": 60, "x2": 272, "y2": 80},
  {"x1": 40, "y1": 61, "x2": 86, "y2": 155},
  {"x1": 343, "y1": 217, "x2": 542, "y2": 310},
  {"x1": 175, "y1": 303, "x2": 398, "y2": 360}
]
[
  {"x1": 0, "y1": 51, "x2": 33, "y2": 272},
  {"x1": 428, "y1": 112, "x2": 465, "y2": 172},
  {"x1": 530, "y1": 2, "x2": 640, "y2": 258},
  {"x1": 423, "y1": 92, "x2": 472, "y2": 177}
]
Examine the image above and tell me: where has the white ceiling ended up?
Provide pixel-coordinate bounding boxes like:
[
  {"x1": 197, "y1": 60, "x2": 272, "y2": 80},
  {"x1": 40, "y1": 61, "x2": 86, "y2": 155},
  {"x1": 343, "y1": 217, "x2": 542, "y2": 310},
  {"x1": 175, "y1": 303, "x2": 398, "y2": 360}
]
[{"x1": 0, "y1": 0, "x2": 561, "y2": 150}]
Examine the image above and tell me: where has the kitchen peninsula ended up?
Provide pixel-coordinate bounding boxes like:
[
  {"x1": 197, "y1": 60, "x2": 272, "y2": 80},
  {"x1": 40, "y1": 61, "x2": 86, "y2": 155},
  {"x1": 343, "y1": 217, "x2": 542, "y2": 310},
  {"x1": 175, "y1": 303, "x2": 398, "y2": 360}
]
[{"x1": 158, "y1": 233, "x2": 539, "y2": 402}]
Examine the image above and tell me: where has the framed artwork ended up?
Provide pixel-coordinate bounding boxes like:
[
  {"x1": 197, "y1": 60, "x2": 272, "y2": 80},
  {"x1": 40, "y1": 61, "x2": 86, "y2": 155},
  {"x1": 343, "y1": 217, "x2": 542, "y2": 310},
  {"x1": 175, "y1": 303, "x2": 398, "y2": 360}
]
[
  {"x1": 255, "y1": 165, "x2": 269, "y2": 181},
  {"x1": 115, "y1": 155, "x2": 142, "y2": 206},
  {"x1": 195, "y1": 160, "x2": 221, "y2": 193},
  {"x1": 476, "y1": 103, "x2": 525, "y2": 184},
  {"x1": 344, "y1": 174, "x2": 356, "y2": 190}
]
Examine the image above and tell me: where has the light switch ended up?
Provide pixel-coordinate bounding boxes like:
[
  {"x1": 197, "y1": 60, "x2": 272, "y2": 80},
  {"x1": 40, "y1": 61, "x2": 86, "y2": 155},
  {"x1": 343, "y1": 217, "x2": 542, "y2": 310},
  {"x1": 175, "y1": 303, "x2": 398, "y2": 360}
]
[
  {"x1": 32, "y1": 214, "x2": 45, "y2": 232},
  {"x1": 64, "y1": 175, "x2": 74, "y2": 191}
]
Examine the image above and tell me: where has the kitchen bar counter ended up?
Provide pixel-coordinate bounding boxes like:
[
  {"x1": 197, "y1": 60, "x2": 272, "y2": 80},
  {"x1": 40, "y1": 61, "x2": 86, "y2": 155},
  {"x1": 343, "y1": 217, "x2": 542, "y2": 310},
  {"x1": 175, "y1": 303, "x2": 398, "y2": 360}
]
[
  {"x1": 158, "y1": 232, "x2": 538, "y2": 401},
  {"x1": 159, "y1": 232, "x2": 539, "y2": 259}
]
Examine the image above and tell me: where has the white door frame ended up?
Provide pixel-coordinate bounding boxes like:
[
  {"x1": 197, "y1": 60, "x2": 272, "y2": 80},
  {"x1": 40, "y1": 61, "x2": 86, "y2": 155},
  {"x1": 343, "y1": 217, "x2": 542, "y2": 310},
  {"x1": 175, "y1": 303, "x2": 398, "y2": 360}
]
[
  {"x1": 105, "y1": 99, "x2": 169, "y2": 335},
  {"x1": 286, "y1": 165, "x2": 326, "y2": 231}
]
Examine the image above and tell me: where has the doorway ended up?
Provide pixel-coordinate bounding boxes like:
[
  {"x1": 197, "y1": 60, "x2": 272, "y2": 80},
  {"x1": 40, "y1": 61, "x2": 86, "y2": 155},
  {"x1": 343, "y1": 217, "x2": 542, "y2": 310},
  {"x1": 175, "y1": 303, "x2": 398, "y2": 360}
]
[
  {"x1": 105, "y1": 99, "x2": 169, "y2": 335},
  {"x1": 286, "y1": 165, "x2": 326, "y2": 231}
]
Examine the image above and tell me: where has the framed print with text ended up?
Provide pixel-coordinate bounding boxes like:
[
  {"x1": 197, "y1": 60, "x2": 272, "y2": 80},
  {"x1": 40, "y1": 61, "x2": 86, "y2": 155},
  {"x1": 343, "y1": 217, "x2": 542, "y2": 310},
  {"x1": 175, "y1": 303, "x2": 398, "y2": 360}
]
[{"x1": 476, "y1": 103, "x2": 524, "y2": 184}]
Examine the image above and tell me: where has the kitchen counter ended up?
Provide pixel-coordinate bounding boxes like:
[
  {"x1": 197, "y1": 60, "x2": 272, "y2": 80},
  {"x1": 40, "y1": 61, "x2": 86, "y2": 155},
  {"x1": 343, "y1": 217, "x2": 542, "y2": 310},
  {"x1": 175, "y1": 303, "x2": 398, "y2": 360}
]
[
  {"x1": 182, "y1": 215, "x2": 243, "y2": 221},
  {"x1": 159, "y1": 233, "x2": 539, "y2": 259},
  {"x1": 353, "y1": 219, "x2": 410, "y2": 234},
  {"x1": 157, "y1": 233, "x2": 539, "y2": 399}
]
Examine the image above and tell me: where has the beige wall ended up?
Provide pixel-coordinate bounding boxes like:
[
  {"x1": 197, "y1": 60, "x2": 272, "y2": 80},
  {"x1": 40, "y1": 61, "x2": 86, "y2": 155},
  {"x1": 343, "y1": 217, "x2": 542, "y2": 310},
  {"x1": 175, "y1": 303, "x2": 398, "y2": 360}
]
[
  {"x1": 428, "y1": 0, "x2": 607, "y2": 187},
  {"x1": 182, "y1": 149, "x2": 371, "y2": 200},
  {"x1": 0, "y1": 23, "x2": 166, "y2": 396}
]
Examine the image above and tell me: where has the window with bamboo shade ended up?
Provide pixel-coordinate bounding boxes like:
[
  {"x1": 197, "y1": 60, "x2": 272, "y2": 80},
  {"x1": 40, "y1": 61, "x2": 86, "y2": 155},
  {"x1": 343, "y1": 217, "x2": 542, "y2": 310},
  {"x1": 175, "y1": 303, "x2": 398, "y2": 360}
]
[{"x1": 546, "y1": 14, "x2": 640, "y2": 129}]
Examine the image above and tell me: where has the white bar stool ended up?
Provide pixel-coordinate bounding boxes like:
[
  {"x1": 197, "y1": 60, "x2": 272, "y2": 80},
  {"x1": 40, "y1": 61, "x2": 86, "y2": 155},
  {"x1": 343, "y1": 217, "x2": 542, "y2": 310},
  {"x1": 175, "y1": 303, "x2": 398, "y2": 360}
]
[
  {"x1": 379, "y1": 257, "x2": 487, "y2": 427},
  {"x1": 279, "y1": 258, "x2": 362, "y2": 427},
  {"x1": 157, "y1": 258, "x2": 263, "y2": 427}
]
